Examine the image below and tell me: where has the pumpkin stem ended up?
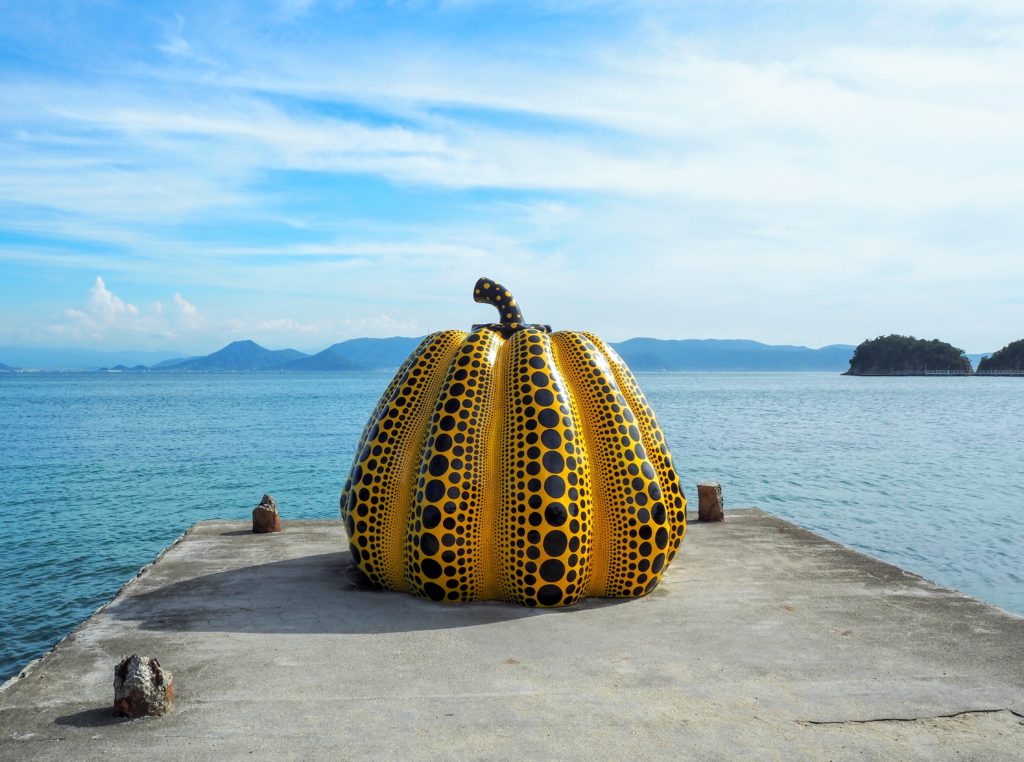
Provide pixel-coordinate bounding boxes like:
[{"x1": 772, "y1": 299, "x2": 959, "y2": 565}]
[{"x1": 473, "y1": 277, "x2": 525, "y2": 327}]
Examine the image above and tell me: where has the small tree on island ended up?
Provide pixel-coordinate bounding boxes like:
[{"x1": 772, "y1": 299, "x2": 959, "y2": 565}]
[{"x1": 845, "y1": 335, "x2": 973, "y2": 375}]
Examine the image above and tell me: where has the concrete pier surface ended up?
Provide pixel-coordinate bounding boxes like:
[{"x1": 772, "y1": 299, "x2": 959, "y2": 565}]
[{"x1": 1, "y1": 509, "x2": 1021, "y2": 760}]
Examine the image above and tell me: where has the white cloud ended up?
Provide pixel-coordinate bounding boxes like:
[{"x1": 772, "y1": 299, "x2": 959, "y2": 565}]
[
  {"x1": 173, "y1": 292, "x2": 204, "y2": 329},
  {"x1": 50, "y1": 277, "x2": 207, "y2": 343},
  {"x1": 158, "y1": 37, "x2": 191, "y2": 56},
  {"x1": 157, "y1": 13, "x2": 191, "y2": 56},
  {"x1": 87, "y1": 276, "x2": 140, "y2": 324}
]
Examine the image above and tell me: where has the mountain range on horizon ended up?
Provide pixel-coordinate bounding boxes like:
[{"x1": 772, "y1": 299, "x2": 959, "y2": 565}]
[
  {"x1": 0, "y1": 337, "x2": 998, "y2": 373},
  {"x1": 0, "y1": 336, "x2": 870, "y2": 372}
]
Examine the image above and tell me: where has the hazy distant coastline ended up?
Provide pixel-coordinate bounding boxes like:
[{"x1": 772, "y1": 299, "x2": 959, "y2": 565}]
[
  {"x1": 2, "y1": 336, "x2": 1000, "y2": 374},
  {"x1": 1, "y1": 336, "x2": 869, "y2": 373}
]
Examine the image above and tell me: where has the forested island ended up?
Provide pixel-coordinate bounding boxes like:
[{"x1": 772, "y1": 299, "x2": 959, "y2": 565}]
[
  {"x1": 845, "y1": 335, "x2": 973, "y2": 375},
  {"x1": 977, "y1": 339, "x2": 1024, "y2": 373}
]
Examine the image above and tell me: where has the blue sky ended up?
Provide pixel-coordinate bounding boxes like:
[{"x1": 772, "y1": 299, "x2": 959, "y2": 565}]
[{"x1": 1, "y1": 0, "x2": 1022, "y2": 354}]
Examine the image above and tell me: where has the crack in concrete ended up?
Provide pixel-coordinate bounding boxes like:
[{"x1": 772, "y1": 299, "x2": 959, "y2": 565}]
[{"x1": 799, "y1": 708, "x2": 1024, "y2": 726}]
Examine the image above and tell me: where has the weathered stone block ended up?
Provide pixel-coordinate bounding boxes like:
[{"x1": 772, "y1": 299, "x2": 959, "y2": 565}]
[
  {"x1": 113, "y1": 654, "x2": 173, "y2": 718},
  {"x1": 252, "y1": 493, "x2": 282, "y2": 533}
]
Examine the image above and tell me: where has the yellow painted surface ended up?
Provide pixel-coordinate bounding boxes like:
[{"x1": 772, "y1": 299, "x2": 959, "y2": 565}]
[{"x1": 341, "y1": 326, "x2": 687, "y2": 606}]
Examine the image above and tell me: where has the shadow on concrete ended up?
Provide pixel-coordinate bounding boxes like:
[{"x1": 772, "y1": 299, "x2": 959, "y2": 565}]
[
  {"x1": 108, "y1": 551, "x2": 629, "y2": 635},
  {"x1": 53, "y1": 707, "x2": 125, "y2": 728},
  {"x1": 218, "y1": 530, "x2": 253, "y2": 537}
]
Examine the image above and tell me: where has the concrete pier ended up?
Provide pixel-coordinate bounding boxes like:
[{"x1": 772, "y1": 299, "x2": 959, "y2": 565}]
[{"x1": 1, "y1": 509, "x2": 1021, "y2": 759}]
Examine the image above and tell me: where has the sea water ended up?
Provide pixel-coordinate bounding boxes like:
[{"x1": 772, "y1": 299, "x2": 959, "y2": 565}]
[{"x1": 1, "y1": 372, "x2": 1021, "y2": 681}]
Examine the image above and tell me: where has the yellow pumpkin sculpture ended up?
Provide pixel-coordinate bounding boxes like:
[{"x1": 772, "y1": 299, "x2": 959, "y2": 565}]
[{"x1": 340, "y1": 277, "x2": 686, "y2": 607}]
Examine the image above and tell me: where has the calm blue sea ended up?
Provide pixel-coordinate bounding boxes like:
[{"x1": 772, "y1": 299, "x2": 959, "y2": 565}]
[{"x1": 1, "y1": 372, "x2": 1022, "y2": 681}]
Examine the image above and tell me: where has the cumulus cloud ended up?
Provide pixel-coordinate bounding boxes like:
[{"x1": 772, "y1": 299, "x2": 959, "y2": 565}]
[
  {"x1": 51, "y1": 277, "x2": 206, "y2": 343},
  {"x1": 86, "y1": 276, "x2": 140, "y2": 324},
  {"x1": 173, "y1": 292, "x2": 204, "y2": 329}
]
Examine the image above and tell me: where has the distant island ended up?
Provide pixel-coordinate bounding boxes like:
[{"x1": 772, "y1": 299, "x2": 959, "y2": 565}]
[
  {"x1": 977, "y1": 339, "x2": 1024, "y2": 374},
  {"x1": 97, "y1": 364, "x2": 148, "y2": 372},
  {"x1": 845, "y1": 335, "x2": 973, "y2": 376}
]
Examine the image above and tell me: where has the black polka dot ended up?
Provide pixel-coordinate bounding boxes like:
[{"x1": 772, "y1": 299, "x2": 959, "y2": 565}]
[
  {"x1": 651, "y1": 502, "x2": 666, "y2": 524},
  {"x1": 544, "y1": 503, "x2": 567, "y2": 526},
  {"x1": 422, "y1": 505, "x2": 441, "y2": 529},
  {"x1": 540, "y1": 559, "x2": 565, "y2": 582},
  {"x1": 543, "y1": 529, "x2": 568, "y2": 555},
  {"x1": 542, "y1": 451, "x2": 564, "y2": 473},
  {"x1": 425, "y1": 480, "x2": 445, "y2": 502},
  {"x1": 421, "y1": 558, "x2": 443, "y2": 579},
  {"x1": 541, "y1": 429, "x2": 561, "y2": 449},
  {"x1": 424, "y1": 582, "x2": 445, "y2": 601},
  {"x1": 534, "y1": 388, "x2": 554, "y2": 406},
  {"x1": 420, "y1": 534, "x2": 439, "y2": 555},
  {"x1": 434, "y1": 433, "x2": 453, "y2": 452},
  {"x1": 537, "y1": 585, "x2": 563, "y2": 606},
  {"x1": 538, "y1": 409, "x2": 559, "y2": 427},
  {"x1": 428, "y1": 454, "x2": 449, "y2": 477},
  {"x1": 544, "y1": 475, "x2": 566, "y2": 499},
  {"x1": 531, "y1": 371, "x2": 549, "y2": 387}
]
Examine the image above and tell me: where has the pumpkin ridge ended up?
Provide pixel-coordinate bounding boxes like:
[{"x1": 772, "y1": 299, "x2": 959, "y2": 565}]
[
  {"x1": 553, "y1": 331, "x2": 669, "y2": 596},
  {"x1": 404, "y1": 329, "x2": 502, "y2": 602},
  {"x1": 388, "y1": 331, "x2": 466, "y2": 591},
  {"x1": 550, "y1": 332, "x2": 610, "y2": 597},
  {"x1": 340, "y1": 332, "x2": 439, "y2": 525},
  {"x1": 498, "y1": 328, "x2": 594, "y2": 607},
  {"x1": 345, "y1": 330, "x2": 465, "y2": 590},
  {"x1": 584, "y1": 333, "x2": 688, "y2": 567},
  {"x1": 480, "y1": 330, "x2": 508, "y2": 601}
]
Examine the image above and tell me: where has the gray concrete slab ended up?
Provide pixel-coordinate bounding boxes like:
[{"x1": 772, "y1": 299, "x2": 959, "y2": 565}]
[{"x1": 1, "y1": 509, "x2": 1021, "y2": 760}]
